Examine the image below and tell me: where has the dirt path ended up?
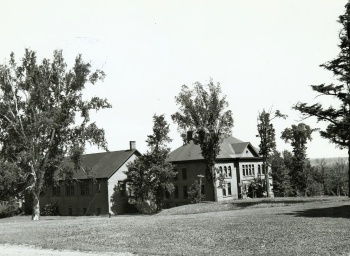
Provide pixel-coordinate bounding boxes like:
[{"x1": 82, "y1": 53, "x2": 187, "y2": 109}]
[{"x1": 0, "y1": 244, "x2": 135, "y2": 256}]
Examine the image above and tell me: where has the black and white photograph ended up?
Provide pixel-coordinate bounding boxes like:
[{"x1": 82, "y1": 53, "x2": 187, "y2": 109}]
[{"x1": 0, "y1": 1, "x2": 349, "y2": 255}]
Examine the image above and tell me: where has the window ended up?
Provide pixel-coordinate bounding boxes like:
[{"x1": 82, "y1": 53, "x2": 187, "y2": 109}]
[
  {"x1": 258, "y1": 165, "x2": 261, "y2": 174},
  {"x1": 242, "y1": 165, "x2": 245, "y2": 176},
  {"x1": 53, "y1": 185, "x2": 60, "y2": 196},
  {"x1": 183, "y1": 186, "x2": 188, "y2": 199},
  {"x1": 97, "y1": 181, "x2": 101, "y2": 193},
  {"x1": 262, "y1": 164, "x2": 265, "y2": 174},
  {"x1": 174, "y1": 186, "x2": 179, "y2": 199},
  {"x1": 224, "y1": 166, "x2": 227, "y2": 177},
  {"x1": 252, "y1": 165, "x2": 255, "y2": 175},
  {"x1": 65, "y1": 184, "x2": 74, "y2": 196},
  {"x1": 249, "y1": 165, "x2": 252, "y2": 175},
  {"x1": 219, "y1": 166, "x2": 223, "y2": 174},
  {"x1": 201, "y1": 185, "x2": 205, "y2": 195},
  {"x1": 182, "y1": 168, "x2": 187, "y2": 180},
  {"x1": 80, "y1": 182, "x2": 89, "y2": 196},
  {"x1": 118, "y1": 181, "x2": 126, "y2": 196},
  {"x1": 173, "y1": 169, "x2": 178, "y2": 181},
  {"x1": 227, "y1": 182, "x2": 232, "y2": 196},
  {"x1": 222, "y1": 186, "x2": 226, "y2": 197},
  {"x1": 165, "y1": 191, "x2": 170, "y2": 199},
  {"x1": 228, "y1": 166, "x2": 232, "y2": 177}
]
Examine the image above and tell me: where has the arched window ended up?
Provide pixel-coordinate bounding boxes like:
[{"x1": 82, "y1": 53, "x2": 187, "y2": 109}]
[
  {"x1": 219, "y1": 166, "x2": 223, "y2": 174},
  {"x1": 228, "y1": 166, "x2": 232, "y2": 177},
  {"x1": 224, "y1": 166, "x2": 227, "y2": 177},
  {"x1": 252, "y1": 165, "x2": 255, "y2": 175},
  {"x1": 242, "y1": 165, "x2": 245, "y2": 176},
  {"x1": 258, "y1": 165, "x2": 261, "y2": 174}
]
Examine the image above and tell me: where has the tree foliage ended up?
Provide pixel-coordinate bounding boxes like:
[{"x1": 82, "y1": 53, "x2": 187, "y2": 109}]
[
  {"x1": 0, "y1": 49, "x2": 111, "y2": 220},
  {"x1": 293, "y1": 2, "x2": 350, "y2": 197},
  {"x1": 188, "y1": 180, "x2": 205, "y2": 204},
  {"x1": 281, "y1": 123, "x2": 316, "y2": 195},
  {"x1": 270, "y1": 150, "x2": 293, "y2": 197},
  {"x1": 126, "y1": 114, "x2": 176, "y2": 212},
  {"x1": 171, "y1": 79, "x2": 233, "y2": 201},
  {"x1": 257, "y1": 109, "x2": 287, "y2": 196}
]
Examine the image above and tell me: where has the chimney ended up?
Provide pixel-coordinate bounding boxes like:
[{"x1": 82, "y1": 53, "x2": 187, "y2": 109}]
[
  {"x1": 130, "y1": 141, "x2": 136, "y2": 150},
  {"x1": 187, "y1": 131, "x2": 193, "y2": 143}
]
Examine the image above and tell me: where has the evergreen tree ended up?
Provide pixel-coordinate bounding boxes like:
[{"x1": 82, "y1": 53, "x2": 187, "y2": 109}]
[
  {"x1": 126, "y1": 114, "x2": 176, "y2": 211},
  {"x1": 294, "y1": 2, "x2": 350, "y2": 197}
]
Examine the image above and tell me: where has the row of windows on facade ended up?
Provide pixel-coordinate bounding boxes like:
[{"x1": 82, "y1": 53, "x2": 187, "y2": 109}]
[
  {"x1": 173, "y1": 166, "x2": 233, "y2": 181},
  {"x1": 165, "y1": 182, "x2": 233, "y2": 199},
  {"x1": 52, "y1": 182, "x2": 101, "y2": 197},
  {"x1": 242, "y1": 164, "x2": 266, "y2": 177}
]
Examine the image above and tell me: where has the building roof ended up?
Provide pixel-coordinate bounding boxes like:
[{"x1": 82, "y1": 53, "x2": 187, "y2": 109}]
[
  {"x1": 64, "y1": 149, "x2": 139, "y2": 179},
  {"x1": 167, "y1": 136, "x2": 260, "y2": 162}
]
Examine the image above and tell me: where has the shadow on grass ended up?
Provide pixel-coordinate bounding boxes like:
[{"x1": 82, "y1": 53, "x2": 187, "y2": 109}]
[{"x1": 282, "y1": 205, "x2": 350, "y2": 219}]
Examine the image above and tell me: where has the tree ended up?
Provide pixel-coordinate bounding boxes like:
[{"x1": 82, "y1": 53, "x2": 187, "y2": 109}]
[
  {"x1": 270, "y1": 150, "x2": 292, "y2": 197},
  {"x1": 126, "y1": 114, "x2": 176, "y2": 212},
  {"x1": 0, "y1": 49, "x2": 111, "y2": 220},
  {"x1": 257, "y1": 109, "x2": 287, "y2": 197},
  {"x1": 281, "y1": 123, "x2": 316, "y2": 196},
  {"x1": 294, "y1": 2, "x2": 350, "y2": 197},
  {"x1": 188, "y1": 180, "x2": 205, "y2": 203},
  {"x1": 331, "y1": 158, "x2": 349, "y2": 196},
  {"x1": 171, "y1": 79, "x2": 234, "y2": 201}
]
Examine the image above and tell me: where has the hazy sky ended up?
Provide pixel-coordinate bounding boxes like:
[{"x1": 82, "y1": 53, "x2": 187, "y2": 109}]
[{"x1": 1, "y1": 0, "x2": 348, "y2": 158}]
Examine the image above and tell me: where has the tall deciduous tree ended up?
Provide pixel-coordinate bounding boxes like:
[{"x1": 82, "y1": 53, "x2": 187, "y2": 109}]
[
  {"x1": 281, "y1": 123, "x2": 316, "y2": 196},
  {"x1": 257, "y1": 109, "x2": 286, "y2": 197},
  {"x1": 126, "y1": 114, "x2": 176, "y2": 211},
  {"x1": 294, "y1": 2, "x2": 350, "y2": 197},
  {"x1": 0, "y1": 49, "x2": 111, "y2": 220},
  {"x1": 171, "y1": 79, "x2": 234, "y2": 201}
]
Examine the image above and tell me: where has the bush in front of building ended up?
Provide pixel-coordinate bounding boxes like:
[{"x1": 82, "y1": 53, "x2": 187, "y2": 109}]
[
  {"x1": 41, "y1": 202, "x2": 59, "y2": 216},
  {"x1": 188, "y1": 181, "x2": 205, "y2": 204}
]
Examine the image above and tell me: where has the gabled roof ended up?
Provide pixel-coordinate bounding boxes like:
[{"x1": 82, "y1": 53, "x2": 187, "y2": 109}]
[
  {"x1": 167, "y1": 136, "x2": 260, "y2": 162},
  {"x1": 64, "y1": 149, "x2": 140, "y2": 179}
]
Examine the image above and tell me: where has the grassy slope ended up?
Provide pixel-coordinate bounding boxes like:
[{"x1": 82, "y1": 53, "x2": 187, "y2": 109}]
[{"x1": 0, "y1": 197, "x2": 349, "y2": 255}]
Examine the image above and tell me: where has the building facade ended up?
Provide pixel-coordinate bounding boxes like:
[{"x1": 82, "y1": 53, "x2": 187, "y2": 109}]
[
  {"x1": 165, "y1": 136, "x2": 273, "y2": 207},
  {"x1": 37, "y1": 142, "x2": 140, "y2": 216}
]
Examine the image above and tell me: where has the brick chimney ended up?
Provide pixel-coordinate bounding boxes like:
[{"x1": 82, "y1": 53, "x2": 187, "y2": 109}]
[
  {"x1": 187, "y1": 131, "x2": 193, "y2": 143},
  {"x1": 130, "y1": 141, "x2": 136, "y2": 150}
]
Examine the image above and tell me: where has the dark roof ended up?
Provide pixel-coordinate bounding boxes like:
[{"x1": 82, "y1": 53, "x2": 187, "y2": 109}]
[
  {"x1": 167, "y1": 136, "x2": 260, "y2": 162},
  {"x1": 64, "y1": 149, "x2": 139, "y2": 179}
]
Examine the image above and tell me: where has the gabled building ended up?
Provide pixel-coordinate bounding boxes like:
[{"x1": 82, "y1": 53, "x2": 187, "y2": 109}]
[
  {"x1": 38, "y1": 141, "x2": 140, "y2": 216},
  {"x1": 165, "y1": 135, "x2": 273, "y2": 207}
]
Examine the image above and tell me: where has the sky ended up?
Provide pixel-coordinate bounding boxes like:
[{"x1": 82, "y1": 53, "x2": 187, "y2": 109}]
[{"x1": 1, "y1": 0, "x2": 349, "y2": 159}]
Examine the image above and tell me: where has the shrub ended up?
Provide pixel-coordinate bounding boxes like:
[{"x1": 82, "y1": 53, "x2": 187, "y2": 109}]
[
  {"x1": 41, "y1": 202, "x2": 59, "y2": 216},
  {"x1": 188, "y1": 181, "x2": 205, "y2": 204}
]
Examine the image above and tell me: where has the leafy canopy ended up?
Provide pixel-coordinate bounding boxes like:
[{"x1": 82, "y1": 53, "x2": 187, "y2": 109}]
[
  {"x1": 126, "y1": 114, "x2": 176, "y2": 211},
  {"x1": 171, "y1": 79, "x2": 233, "y2": 183},
  {"x1": 0, "y1": 49, "x2": 111, "y2": 218}
]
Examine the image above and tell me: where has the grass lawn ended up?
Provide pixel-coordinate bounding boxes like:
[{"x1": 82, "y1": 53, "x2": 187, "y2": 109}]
[{"x1": 0, "y1": 197, "x2": 349, "y2": 255}]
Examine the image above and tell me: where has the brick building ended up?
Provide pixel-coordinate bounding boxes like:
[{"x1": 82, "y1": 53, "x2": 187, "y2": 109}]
[{"x1": 165, "y1": 135, "x2": 273, "y2": 207}]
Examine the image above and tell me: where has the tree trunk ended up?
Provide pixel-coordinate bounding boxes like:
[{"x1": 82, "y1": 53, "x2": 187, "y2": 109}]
[
  {"x1": 264, "y1": 160, "x2": 270, "y2": 197},
  {"x1": 32, "y1": 192, "x2": 40, "y2": 221},
  {"x1": 348, "y1": 147, "x2": 350, "y2": 198},
  {"x1": 212, "y1": 166, "x2": 218, "y2": 202}
]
